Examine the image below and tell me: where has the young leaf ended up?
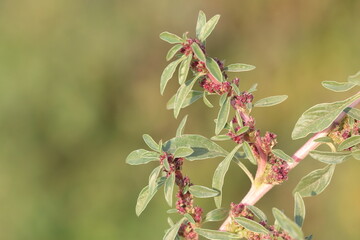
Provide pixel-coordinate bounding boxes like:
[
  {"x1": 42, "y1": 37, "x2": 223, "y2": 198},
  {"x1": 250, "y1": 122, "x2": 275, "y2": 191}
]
[
  {"x1": 292, "y1": 92, "x2": 360, "y2": 140},
  {"x1": 163, "y1": 157, "x2": 170, "y2": 171},
  {"x1": 352, "y1": 150, "x2": 360, "y2": 160},
  {"x1": 321, "y1": 81, "x2": 355, "y2": 92},
  {"x1": 188, "y1": 185, "x2": 220, "y2": 198},
  {"x1": 149, "y1": 166, "x2": 162, "y2": 194},
  {"x1": 191, "y1": 43, "x2": 206, "y2": 62},
  {"x1": 272, "y1": 149, "x2": 294, "y2": 163},
  {"x1": 231, "y1": 83, "x2": 241, "y2": 95},
  {"x1": 160, "y1": 31, "x2": 184, "y2": 44},
  {"x1": 136, "y1": 178, "x2": 165, "y2": 216},
  {"x1": 160, "y1": 57, "x2": 185, "y2": 95},
  {"x1": 248, "y1": 83, "x2": 258, "y2": 93},
  {"x1": 254, "y1": 95, "x2": 288, "y2": 107},
  {"x1": 272, "y1": 208, "x2": 304, "y2": 240},
  {"x1": 178, "y1": 53, "x2": 192, "y2": 84},
  {"x1": 174, "y1": 75, "x2": 202, "y2": 118},
  {"x1": 246, "y1": 205, "x2": 267, "y2": 222},
  {"x1": 167, "y1": 90, "x2": 203, "y2": 110},
  {"x1": 236, "y1": 126, "x2": 250, "y2": 135},
  {"x1": 347, "y1": 71, "x2": 360, "y2": 86},
  {"x1": 194, "y1": 228, "x2": 240, "y2": 240},
  {"x1": 164, "y1": 173, "x2": 175, "y2": 207},
  {"x1": 198, "y1": 14, "x2": 220, "y2": 42},
  {"x1": 196, "y1": 11, "x2": 206, "y2": 39},
  {"x1": 215, "y1": 97, "x2": 230, "y2": 135},
  {"x1": 167, "y1": 217, "x2": 174, "y2": 227},
  {"x1": 176, "y1": 115, "x2": 188, "y2": 137},
  {"x1": 174, "y1": 147, "x2": 194, "y2": 158},
  {"x1": 225, "y1": 63, "x2": 256, "y2": 72},
  {"x1": 204, "y1": 208, "x2": 229, "y2": 222},
  {"x1": 163, "y1": 218, "x2": 184, "y2": 240},
  {"x1": 163, "y1": 134, "x2": 228, "y2": 161},
  {"x1": 203, "y1": 92, "x2": 214, "y2": 108},
  {"x1": 126, "y1": 149, "x2": 159, "y2": 165},
  {"x1": 143, "y1": 134, "x2": 159, "y2": 152},
  {"x1": 243, "y1": 141, "x2": 257, "y2": 165},
  {"x1": 314, "y1": 136, "x2": 333, "y2": 143},
  {"x1": 337, "y1": 135, "x2": 360, "y2": 151},
  {"x1": 184, "y1": 213, "x2": 196, "y2": 224},
  {"x1": 344, "y1": 107, "x2": 360, "y2": 120},
  {"x1": 293, "y1": 164, "x2": 336, "y2": 197},
  {"x1": 166, "y1": 44, "x2": 183, "y2": 61},
  {"x1": 234, "y1": 217, "x2": 269, "y2": 234},
  {"x1": 206, "y1": 56, "x2": 224, "y2": 82},
  {"x1": 167, "y1": 209, "x2": 178, "y2": 214},
  {"x1": 309, "y1": 150, "x2": 351, "y2": 164},
  {"x1": 294, "y1": 192, "x2": 305, "y2": 227},
  {"x1": 211, "y1": 135, "x2": 231, "y2": 141},
  {"x1": 212, "y1": 144, "x2": 242, "y2": 208}
]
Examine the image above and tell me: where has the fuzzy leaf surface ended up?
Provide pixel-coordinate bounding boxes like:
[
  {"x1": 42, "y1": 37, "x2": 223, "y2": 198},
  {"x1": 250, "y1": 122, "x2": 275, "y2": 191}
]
[
  {"x1": 272, "y1": 208, "x2": 304, "y2": 240},
  {"x1": 345, "y1": 107, "x2": 360, "y2": 120},
  {"x1": 166, "y1": 44, "x2": 183, "y2": 61},
  {"x1": 143, "y1": 134, "x2": 159, "y2": 152},
  {"x1": 188, "y1": 185, "x2": 220, "y2": 198},
  {"x1": 126, "y1": 149, "x2": 159, "y2": 165},
  {"x1": 174, "y1": 75, "x2": 201, "y2": 118},
  {"x1": 234, "y1": 217, "x2": 269, "y2": 234},
  {"x1": 272, "y1": 149, "x2": 294, "y2": 163},
  {"x1": 163, "y1": 218, "x2": 184, "y2": 240},
  {"x1": 174, "y1": 147, "x2": 194, "y2": 158},
  {"x1": 321, "y1": 81, "x2": 356, "y2": 92},
  {"x1": 226, "y1": 63, "x2": 255, "y2": 72},
  {"x1": 164, "y1": 173, "x2": 175, "y2": 206},
  {"x1": 348, "y1": 71, "x2": 360, "y2": 85},
  {"x1": 167, "y1": 91, "x2": 202, "y2": 110},
  {"x1": 178, "y1": 53, "x2": 192, "y2": 85},
  {"x1": 247, "y1": 205, "x2": 267, "y2": 222},
  {"x1": 309, "y1": 150, "x2": 351, "y2": 164},
  {"x1": 191, "y1": 43, "x2": 206, "y2": 62},
  {"x1": 196, "y1": 11, "x2": 206, "y2": 39},
  {"x1": 254, "y1": 95, "x2": 288, "y2": 107},
  {"x1": 215, "y1": 97, "x2": 230, "y2": 135},
  {"x1": 160, "y1": 31, "x2": 184, "y2": 44},
  {"x1": 160, "y1": 57, "x2": 185, "y2": 95},
  {"x1": 136, "y1": 178, "x2": 165, "y2": 216},
  {"x1": 176, "y1": 115, "x2": 188, "y2": 137},
  {"x1": 243, "y1": 141, "x2": 257, "y2": 165},
  {"x1": 337, "y1": 135, "x2": 360, "y2": 151},
  {"x1": 204, "y1": 208, "x2": 229, "y2": 222},
  {"x1": 195, "y1": 228, "x2": 240, "y2": 240},
  {"x1": 206, "y1": 57, "x2": 224, "y2": 82},
  {"x1": 198, "y1": 14, "x2": 220, "y2": 42},
  {"x1": 294, "y1": 192, "x2": 306, "y2": 227}
]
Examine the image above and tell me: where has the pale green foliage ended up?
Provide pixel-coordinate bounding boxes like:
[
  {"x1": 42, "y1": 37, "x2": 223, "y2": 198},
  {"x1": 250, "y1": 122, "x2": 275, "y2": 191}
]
[
  {"x1": 272, "y1": 208, "x2": 304, "y2": 240},
  {"x1": 234, "y1": 217, "x2": 269, "y2": 234},
  {"x1": 188, "y1": 185, "x2": 220, "y2": 198}
]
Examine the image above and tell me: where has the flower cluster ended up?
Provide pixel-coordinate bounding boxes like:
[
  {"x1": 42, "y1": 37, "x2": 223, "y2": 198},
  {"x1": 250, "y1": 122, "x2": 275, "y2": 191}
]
[
  {"x1": 264, "y1": 155, "x2": 289, "y2": 184},
  {"x1": 180, "y1": 38, "x2": 206, "y2": 56},
  {"x1": 231, "y1": 91, "x2": 254, "y2": 110},
  {"x1": 329, "y1": 117, "x2": 360, "y2": 150},
  {"x1": 199, "y1": 77, "x2": 232, "y2": 95}
]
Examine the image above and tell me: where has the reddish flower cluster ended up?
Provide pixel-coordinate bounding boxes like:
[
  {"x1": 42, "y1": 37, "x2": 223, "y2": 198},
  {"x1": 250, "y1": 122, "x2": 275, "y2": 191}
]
[
  {"x1": 227, "y1": 116, "x2": 256, "y2": 144},
  {"x1": 200, "y1": 77, "x2": 232, "y2": 95},
  {"x1": 329, "y1": 117, "x2": 360, "y2": 150},
  {"x1": 230, "y1": 203, "x2": 253, "y2": 219},
  {"x1": 180, "y1": 38, "x2": 205, "y2": 56},
  {"x1": 260, "y1": 132, "x2": 277, "y2": 155},
  {"x1": 160, "y1": 153, "x2": 184, "y2": 176},
  {"x1": 231, "y1": 91, "x2": 254, "y2": 110},
  {"x1": 265, "y1": 155, "x2": 289, "y2": 184}
]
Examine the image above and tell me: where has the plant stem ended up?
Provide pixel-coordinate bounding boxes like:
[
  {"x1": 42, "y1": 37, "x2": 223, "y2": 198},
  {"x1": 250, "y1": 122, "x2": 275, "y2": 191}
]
[{"x1": 219, "y1": 96, "x2": 360, "y2": 231}]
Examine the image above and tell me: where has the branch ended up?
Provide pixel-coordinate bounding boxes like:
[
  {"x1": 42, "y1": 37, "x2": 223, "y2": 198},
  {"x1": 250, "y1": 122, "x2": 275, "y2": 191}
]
[{"x1": 219, "y1": 96, "x2": 360, "y2": 231}]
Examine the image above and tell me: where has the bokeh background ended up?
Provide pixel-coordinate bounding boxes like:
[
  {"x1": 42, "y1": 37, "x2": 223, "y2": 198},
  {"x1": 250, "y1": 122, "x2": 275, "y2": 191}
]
[{"x1": 0, "y1": 0, "x2": 359, "y2": 239}]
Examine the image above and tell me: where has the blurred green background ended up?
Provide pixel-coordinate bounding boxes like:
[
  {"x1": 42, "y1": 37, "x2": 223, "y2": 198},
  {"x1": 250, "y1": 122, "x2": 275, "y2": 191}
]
[{"x1": 0, "y1": 0, "x2": 359, "y2": 239}]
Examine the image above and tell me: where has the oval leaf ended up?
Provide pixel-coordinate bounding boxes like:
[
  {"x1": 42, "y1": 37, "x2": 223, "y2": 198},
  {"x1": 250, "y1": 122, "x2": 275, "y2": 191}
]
[
  {"x1": 337, "y1": 135, "x2": 360, "y2": 151},
  {"x1": 160, "y1": 31, "x2": 184, "y2": 44},
  {"x1": 174, "y1": 75, "x2": 201, "y2": 118},
  {"x1": 215, "y1": 97, "x2": 230, "y2": 135},
  {"x1": 196, "y1": 11, "x2": 206, "y2": 39},
  {"x1": 206, "y1": 57, "x2": 224, "y2": 82},
  {"x1": 178, "y1": 53, "x2": 192, "y2": 85},
  {"x1": 254, "y1": 95, "x2": 288, "y2": 108},
  {"x1": 166, "y1": 44, "x2": 183, "y2": 61},
  {"x1": 272, "y1": 149, "x2": 294, "y2": 163},
  {"x1": 163, "y1": 218, "x2": 184, "y2": 240},
  {"x1": 164, "y1": 173, "x2": 176, "y2": 207},
  {"x1": 211, "y1": 135, "x2": 232, "y2": 141},
  {"x1": 212, "y1": 144, "x2": 242, "y2": 208},
  {"x1": 195, "y1": 228, "x2": 240, "y2": 240},
  {"x1": 309, "y1": 150, "x2": 351, "y2": 164},
  {"x1": 176, "y1": 115, "x2": 188, "y2": 137},
  {"x1": 226, "y1": 63, "x2": 255, "y2": 72},
  {"x1": 321, "y1": 81, "x2": 355, "y2": 92},
  {"x1": 167, "y1": 90, "x2": 203, "y2": 110},
  {"x1": 293, "y1": 164, "x2": 336, "y2": 197},
  {"x1": 234, "y1": 217, "x2": 269, "y2": 234},
  {"x1": 136, "y1": 178, "x2": 165, "y2": 216},
  {"x1": 149, "y1": 166, "x2": 162, "y2": 194},
  {"x1": 174, "y1": 147, "x2": 194, "y2": 158},
  {"x1": 126, "y1": 149, "x2": 159, "y2": 165},
  {"x1": 143, "y1": 134, "x2": 159, "y2": 152},
  {"x1": 294, "y1": 192, "x2": 305, "y2": 227},
  {"x1": 191, "y1": 43, "x2": 206, "y2": 62},
  {"x1": 272, "y1": 208, "x2": 304, "y2": 240},
  {"x1": 198, "y1": 14, "x2": 220, "y2": 42},
  {"x1": 292, "y1": 93, "x2": 360, "y2": 140},
  {"x1": 160, "y1": 57, "x2": 185, "y2": 95},
  {"x1": 189, "y1": 185, "x2": 220, "y2": 198},
  {"x1": 246, "y1": 205, "x2": 267, "y2": 222},
  {"x1": 204, "y1": 208, "x2": 229, "y2": 222},
  {"x1": 243, "y1": 141, "x2": 257, "y2": 165},
  {"x1": 203, "y1": 93, "x2": 214, "y2": 108}
]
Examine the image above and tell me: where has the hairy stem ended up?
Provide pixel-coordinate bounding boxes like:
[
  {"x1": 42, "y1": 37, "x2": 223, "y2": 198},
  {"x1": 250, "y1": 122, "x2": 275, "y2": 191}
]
[{"x1": 219, "y1": 96, "x2": 360, "y2": 231}]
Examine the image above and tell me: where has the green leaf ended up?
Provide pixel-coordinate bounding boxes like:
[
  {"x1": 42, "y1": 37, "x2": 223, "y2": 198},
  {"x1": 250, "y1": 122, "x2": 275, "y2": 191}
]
[
  {"x1": 243, "y1": 141, "x2": 257, "y2": 165},
  {"x1": 163, "y1": 157, "x2": 170, "y2": 171},
  {"x1": 166, "y1": 44, "x2": 183, "y2": 61},
  {"x1": 337, "y1": 135, "x2": 360, "y2": 151},
  {"x1": 174, "y1": 75, "x2": 202, "y2": 118},
  {"x1": 321, "y1": 81, "x2": 356, "y2": 92},
  {"x1": 204, "y1": 208, "x2": 229, "y2": 222},
  {"x1": 167, "y1": 90, "x2": 203, "y2": 110},
  {"x1": 246, "y1": 205, "x2": 267, "y2": 222},
  {"x1": 314, "y1": 136, "x2": 333, "y2": 143},
  {"x1": 184, "y1": 213, "x2": 196, "y2": 224},
  {"x1": 294, "y1": 192, "x2": 305, "y2": 227},
  {"x1": 254, "y1": 95, "x2": 288, "y2": 107},
  {"x1": 211, "y1": 135, "x2": 231, "y2": 141},
  {"x1": 212, "y1": 144, "x2": 242, "y2": 208},
  {"x1": 344, "y1": 107, "x2": 360, "y2": 120},
  {"x1": 136, "y1": 178, "x2": 166, "y2": 216},
  {"x1": 174, "y1": 147, "x2": 194, "y2": 158},
  {"x1": 164, "y1": 173, "x2": 176, "y2": 207},
  {"x1": 203, "y1": 92, "x2": 214, "y2": 108},
  {"x1": 206, "y1": 57, "x2": 224, "y2": 82},
  {"x1": 167, "y1": 209, "x2": 178, "y2": 214},
  {"x1": 188, "y1": 185, "x2": 220, "y2": 198},
  {"x1": 225, "y1": 63, "x2": 256, "y2": 72},
  {"x1": 215, "y1": 97, "x2": 230, "y2": 135},
  {"x1": 176, "y1": 115, "x2": 188, "y2": 137},
  {"x1": 163, "y1": 218, "x2": 184, "y2": 240},
  {"x1": 191, "y1": 43, "x2": 206, "y2": 62},
  {"x1": 272, "y1": 208, "x2": 304, "y2": 240},
  {"x1": 248, "y1": 83, "x2": 258, "y2": 93},
  {"x1": 236, "y1": 126, "x2": 249, "y2": 135},
  {"x1": 160, "y1": 57, "x2": 185, "y2": 95},
  {"x1": 178, "y1": 53, "x2": 192, "y2": 85},
  {"x1": 347, "y1": 71, "x2": 360, "y2": 86},
  {"x1": 149, "y1": 166, "x2": 163, "y2": 194},
  {"x1": 272, "y1": 149, "x2": 294, "y2": 163},
  {"x1": 292, "y1": 93, "x2": 360, "y2": 140},
  {"x1": 167, "y1": 217, "x2": 174, "y2": 227},
  {"x1": 352, "y1": 150, "x2": 360, "y2": 160},
  {"x1": 293, "y1": 164, "x2": 336, "y2": 197},
  {"x1": 234, "y1": 217, "x2": 269, "y2": 234},
  {"x1": 160, "y1": 31, "x2": 184, "y2": 44},
  {"x1": 198, "y1": 14, "x2": 220, "y2": 42},
  {"x1": 126, "y1": 149, "x2": 159, "y2": 165},
  {"x1": 309, "y1": 150, "x2": 351, "y2": 164},
  {"x1": 163, "y1": 134, "x2": 228, "y2": 161},
  {"x1": 196, "y1": 11, "x2": 206, "y2": 39},
  {"x1": 143, "y1": 134, "x2": 159, "y2": 152},
  {"x1": 195, "y1": 228, "x2": 240, "y2": 240}
]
